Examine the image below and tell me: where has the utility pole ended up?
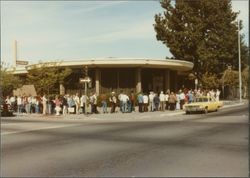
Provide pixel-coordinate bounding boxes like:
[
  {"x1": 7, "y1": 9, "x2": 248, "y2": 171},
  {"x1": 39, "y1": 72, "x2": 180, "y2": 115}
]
[{"x1": 238, "y1": 19, "x2": 242, "y2": 102}]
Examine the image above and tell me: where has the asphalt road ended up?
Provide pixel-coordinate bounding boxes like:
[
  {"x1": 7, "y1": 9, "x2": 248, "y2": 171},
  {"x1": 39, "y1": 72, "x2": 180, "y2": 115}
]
[{"x1": 1, "y1": 105, "x2": 249, "y2": 177}]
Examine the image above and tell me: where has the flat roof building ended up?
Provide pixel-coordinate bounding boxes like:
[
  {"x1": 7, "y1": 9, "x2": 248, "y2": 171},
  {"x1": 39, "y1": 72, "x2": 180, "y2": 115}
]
[{"x1": 12, "y1": 58, "x2": 194, "y2": 95}]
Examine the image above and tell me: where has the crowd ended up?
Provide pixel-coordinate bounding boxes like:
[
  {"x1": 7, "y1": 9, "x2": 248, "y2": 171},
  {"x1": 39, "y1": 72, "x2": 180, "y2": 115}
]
[{"x1": 3, "y1": 88, "x2": 221, "y2": 116}]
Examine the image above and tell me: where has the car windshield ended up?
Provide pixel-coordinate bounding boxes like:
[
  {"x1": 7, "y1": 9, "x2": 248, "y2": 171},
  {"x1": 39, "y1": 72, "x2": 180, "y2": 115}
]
[{"x1": 194, "y1": 98, "x2": 208, "y2": 102}]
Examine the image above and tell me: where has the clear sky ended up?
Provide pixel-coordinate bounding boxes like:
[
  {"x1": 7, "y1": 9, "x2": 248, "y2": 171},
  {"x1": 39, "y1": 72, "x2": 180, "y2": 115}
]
[{"x1": 1, "y1": 1, "x2": 249, "y2": 66}]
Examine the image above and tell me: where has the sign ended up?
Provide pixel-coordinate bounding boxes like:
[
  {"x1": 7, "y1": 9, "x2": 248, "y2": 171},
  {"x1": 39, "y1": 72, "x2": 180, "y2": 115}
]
[
  {"x1": 16, "y1": 60, "x2": 29, "y2": 65},
  {"x1": 79, "y1": 77, "x2": 91, "y2": 83}
]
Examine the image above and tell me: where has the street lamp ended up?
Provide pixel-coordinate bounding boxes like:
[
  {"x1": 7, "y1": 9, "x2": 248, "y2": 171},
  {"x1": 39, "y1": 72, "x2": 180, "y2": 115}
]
[
  {"x1": 79, "y1": 66, "x2": 91, "y2": 114},
  {"x1": 238, "y1": 19, "x2": 242, "y2": 102}
]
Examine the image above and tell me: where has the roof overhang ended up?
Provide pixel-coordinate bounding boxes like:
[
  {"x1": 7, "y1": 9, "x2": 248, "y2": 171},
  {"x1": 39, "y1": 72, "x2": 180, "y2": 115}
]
[{"x1": 13, "y1": 58, "x2": 194, "y2": 75}]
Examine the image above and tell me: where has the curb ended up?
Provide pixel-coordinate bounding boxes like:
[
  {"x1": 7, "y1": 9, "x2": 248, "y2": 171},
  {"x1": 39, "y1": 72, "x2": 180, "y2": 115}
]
[{"x1": 5, "y1": 101, "x2": 248, "y2": 122}]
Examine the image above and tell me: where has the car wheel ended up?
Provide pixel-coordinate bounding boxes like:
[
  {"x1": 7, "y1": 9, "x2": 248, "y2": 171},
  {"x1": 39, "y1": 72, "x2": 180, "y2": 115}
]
[
  {"x1": 186, "y1": 111, "x2": 190, "y2": 114},
  {"x1": 204, "y1": 107, "x2": 208, "y2": 114}
]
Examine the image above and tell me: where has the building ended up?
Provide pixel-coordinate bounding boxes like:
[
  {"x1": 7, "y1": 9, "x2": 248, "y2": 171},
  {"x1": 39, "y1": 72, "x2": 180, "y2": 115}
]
[{"x1": 13, "y1": 58, "x2": 194, "y2": 95}]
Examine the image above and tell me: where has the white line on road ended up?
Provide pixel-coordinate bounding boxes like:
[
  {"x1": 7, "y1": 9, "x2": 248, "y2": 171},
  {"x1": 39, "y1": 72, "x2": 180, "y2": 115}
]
[{"x1": 1, "y1": 124, "x2": 80, "y2": 136}]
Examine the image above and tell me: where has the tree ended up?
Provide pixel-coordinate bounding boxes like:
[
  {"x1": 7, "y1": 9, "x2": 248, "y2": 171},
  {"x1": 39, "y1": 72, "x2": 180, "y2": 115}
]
[
  {"x1": 154, "y1": 0, "x2": 248, "y2": 88},
  {"x1": 220, "y1": 65, "x2": 249, "y2": 99},
  {"x1": 0, "y1": 63, "x2": 22, "y2": 96},
  {"x1": 201, "y1": 72, "x2": 220, "y2": 89},
  {"x1": 27, "y1": 62, "x2": 72, "y2": 95}
]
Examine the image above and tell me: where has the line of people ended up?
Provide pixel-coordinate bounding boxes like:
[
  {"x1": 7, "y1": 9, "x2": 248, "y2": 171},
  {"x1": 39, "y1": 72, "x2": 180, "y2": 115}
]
[{"x1": 3, "y1": 88, "x2": 220, "y2": 116}]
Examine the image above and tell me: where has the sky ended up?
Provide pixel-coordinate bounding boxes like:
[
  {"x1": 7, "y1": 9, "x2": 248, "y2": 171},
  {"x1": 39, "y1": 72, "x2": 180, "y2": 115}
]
[{"x1": 1, "y1": 0, "x2": 249, "y2": 67}]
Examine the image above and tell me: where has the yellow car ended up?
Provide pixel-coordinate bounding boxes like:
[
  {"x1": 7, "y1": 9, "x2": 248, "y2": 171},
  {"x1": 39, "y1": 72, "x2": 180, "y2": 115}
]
[{"x1": 184, "y1": 96, "x2": 223, "y2": 114}]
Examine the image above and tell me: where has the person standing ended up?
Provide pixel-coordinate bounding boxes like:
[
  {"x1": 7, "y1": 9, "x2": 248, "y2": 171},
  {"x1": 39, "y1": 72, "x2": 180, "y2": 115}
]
[
  {"x1": 54, "y1": 96, "x2": 62, "y2": 116},
  {"x1": 67, "y1": 95, "x2": 76, "y2": 114},
  {"x1": 159, "y1": 91, "x2": 165, "y2": 111},
  {"x1": 27, "y1": 95, "x2": 32, "y2": 114},
  {"x1": 120, "y1": 93, "x2": 129, "y2": 113},
  {"x1": 35, "y1": 96, "x2": 40, "y2": 114},
  {"x1": 179, "y1": 90, "x2": 185, "y2": 110},
  {"x1": 165, "y1": 90, "x2": 170, "y2": 110},
  {"x1": 187, "y1": 90, "x2": 194, "y2": 103},
  {"x1": 109, "y1": 92, "x2": 117, "y2": 113},
  {"x1": 74, "y1": 93, "x2": 80, "y2": 114},
  {"x1": 80, "y1": 94, "x2": 88, "y2": 114},
  {"x1": 5, "y1": 96, "x2": 11, "y2": 105},
  {"x1": 149, "y1": 91, "x2": 155, "y2": 112},
  {"x1": 169, "y1": 92, "x2": 177, "y2": 111},
  {"x1": 90, "y1": 93, "x2": 98, "y2": 114},
  {"x1": 22, "y1": 96, "x2": 28, "y2": 113},
  {"x1": 118, "y1": 91, "x2": 124, "y2": 112},
  {"x1": 42, "y1": 94, "x2": 47, "y2": 115},
  {"x1": 101, "y1": 94, "x2": 108, "y2": 114},
  {"x1": 137, "y1": 92, "x2": 144, "y2": 113},
  {"x1": 143, "y1": 93, "x2": 149, "y2": 112},
  {"x1": 216, "y1": 89, "x2": 221, "y2": 101},
  {"x1": 176, "y1": 91, "x2": 180, "y2": 110},
  {"x1": 17, "y1": 95, "x2": 22, "y2": 114},
  {"x1": 31, "y1": 96, "x2": 37, "y2": 113},
  {"x1": 130, "y1": 90, "x2": 135, "y2": 112},
  {"x1": 153, "y1": 93, "x2": 160, "y2": 111},
  {"x1": 10, "y1": 95, "x2": 16, "y2": 112},
  {"x1": 62, "y1": 95, "x2": 68, "y2": 115}
]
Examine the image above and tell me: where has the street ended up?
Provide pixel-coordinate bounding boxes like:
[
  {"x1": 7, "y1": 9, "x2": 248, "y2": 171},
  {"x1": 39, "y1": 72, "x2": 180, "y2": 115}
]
[{"x1": 1, "y1": 104, "x2": 249, "y2": 177}]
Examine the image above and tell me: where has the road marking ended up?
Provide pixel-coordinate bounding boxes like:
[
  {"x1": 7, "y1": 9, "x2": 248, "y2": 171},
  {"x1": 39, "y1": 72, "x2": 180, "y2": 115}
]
[
  {"x1": 1, "y1": 124, "x2": 80, "y2": 136},
  {"x1": 1, "y1": 123, "x2": 22, "y2": 126},
  {"x1": 160, "y1": 112, "x2": 184, "y2": 116}
]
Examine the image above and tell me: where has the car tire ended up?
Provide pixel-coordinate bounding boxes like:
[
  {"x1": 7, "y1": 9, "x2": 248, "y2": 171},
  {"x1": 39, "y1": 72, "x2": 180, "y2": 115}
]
[
  {"x1": 204, "y1": 107, "x2": 208, "y2": 114},
  {"x1": 186, "y1": 111, "x2": 190, "y2": 114}
]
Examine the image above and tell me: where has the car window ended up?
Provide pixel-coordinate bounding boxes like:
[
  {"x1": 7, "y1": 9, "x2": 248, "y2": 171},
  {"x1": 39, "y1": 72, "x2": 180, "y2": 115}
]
[{"x1": 194, "y1": 98, "x2": 208, "y2": 102}]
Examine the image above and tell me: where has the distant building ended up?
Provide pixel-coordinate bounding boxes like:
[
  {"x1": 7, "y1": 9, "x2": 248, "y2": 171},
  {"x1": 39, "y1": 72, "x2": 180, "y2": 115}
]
[{"x1": 12, "y1": 58, "x2": 193, "y2": 95}]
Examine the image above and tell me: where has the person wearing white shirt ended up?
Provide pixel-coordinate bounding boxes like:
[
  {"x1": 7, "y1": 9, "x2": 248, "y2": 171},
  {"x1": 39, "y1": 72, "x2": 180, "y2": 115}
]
[
  {"x1": 159, "y1": 91, "x2": 165, "y2": 111},
  {"x1": 121, "y1": 94, "x2": 129, "y2": 113},
  {"x1": 149, "y1": 91, "x2": 155, "y2": 112},
  {"x1": 143, "y1": 93, "x2": 149, "y2": 112},
  {"x1": 17, "y1": 95, "x2": 22, "y2": 113},
  {"x1": 10, "y1": 96, "x2": 16, "y2": 111},
  {"x1": 176, "y1": 93, "x2": 180, "y2": 110},
  {"x1": 216, "y1": 89, "x2": 221, "y2": 101},
  {"x1": 209, "y1": 89, "x2": 216, "y2": 101},
  {"x1": 5, "y1": 96, "x2": 11, "y2": 105},
  {"x1": 80, "y1": 94, "x2": 88, "y2": 114},
  {"x1": 74, "y1": 93, "x2": 80, "y2": 114},
  {"x1": 207, "y1": 91, "x2": 211, "y2": 101},
  {"x1": 179, "y1": 90, "x2": 185, "y2": 110}
]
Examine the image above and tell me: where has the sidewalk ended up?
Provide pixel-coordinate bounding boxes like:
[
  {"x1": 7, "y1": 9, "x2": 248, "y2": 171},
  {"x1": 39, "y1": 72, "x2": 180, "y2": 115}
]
[{"x1": 11, "y1": 99, "x2": 248, "y2": 122}]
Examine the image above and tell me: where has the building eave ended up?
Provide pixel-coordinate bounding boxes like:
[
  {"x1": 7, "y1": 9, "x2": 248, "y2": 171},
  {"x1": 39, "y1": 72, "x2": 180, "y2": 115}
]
[{"x1": 24, "y1": 58, "x2": 193, "y2": 72}]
